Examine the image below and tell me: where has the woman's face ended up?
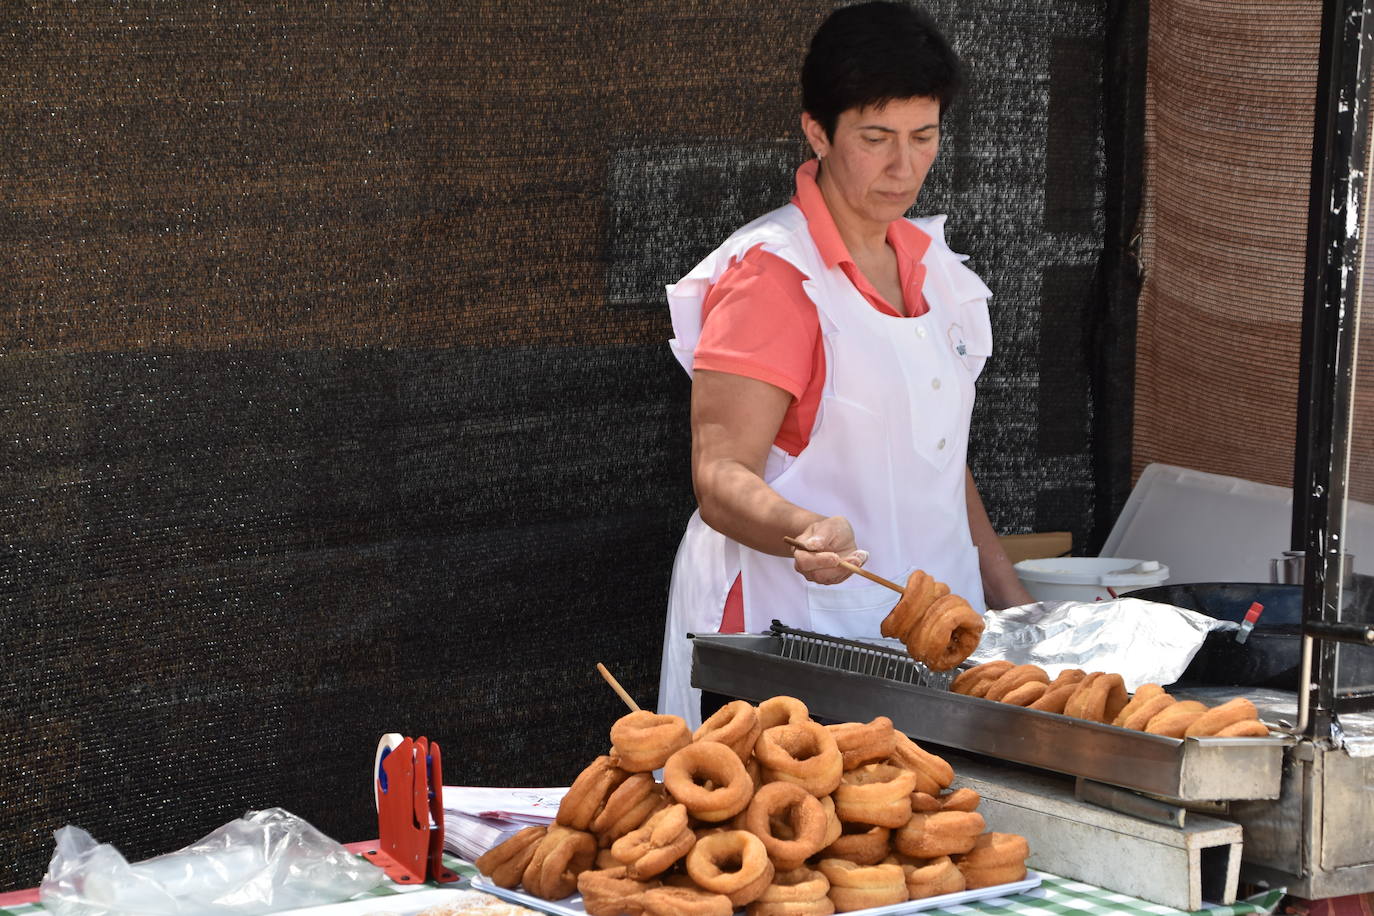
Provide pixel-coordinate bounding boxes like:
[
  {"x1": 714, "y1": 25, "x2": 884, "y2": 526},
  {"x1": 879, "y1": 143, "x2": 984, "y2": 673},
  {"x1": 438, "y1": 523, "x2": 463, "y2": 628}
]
[{"x1": 802, "y1": 96, "x2": 941, "y2": 230}]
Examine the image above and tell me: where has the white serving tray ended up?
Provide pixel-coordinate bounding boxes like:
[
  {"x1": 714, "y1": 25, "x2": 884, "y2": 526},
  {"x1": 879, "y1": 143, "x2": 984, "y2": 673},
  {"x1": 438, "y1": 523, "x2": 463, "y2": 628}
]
[{"x1": 471, "y1": 871, "x2": 1043, "y2": 916}]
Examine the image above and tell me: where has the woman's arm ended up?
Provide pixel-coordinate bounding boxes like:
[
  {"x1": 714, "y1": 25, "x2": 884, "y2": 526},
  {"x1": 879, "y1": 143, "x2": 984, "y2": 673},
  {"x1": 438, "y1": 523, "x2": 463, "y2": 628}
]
[
  {"x1": 691, "y1": 369, "x2": 864, "y2": 585},
  {"x1": 965, "y1": 466, "x2": 1034, "y2": 609}
]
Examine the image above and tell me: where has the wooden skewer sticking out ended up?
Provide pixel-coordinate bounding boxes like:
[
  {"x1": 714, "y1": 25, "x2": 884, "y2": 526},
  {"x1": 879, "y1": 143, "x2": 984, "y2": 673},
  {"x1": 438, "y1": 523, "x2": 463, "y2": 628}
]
[
  {"x1": 783, "y1": 535, "x2": 905, "y2": 595},
  {"x1": 596, "y1": 662, "x2": 641, "y2": 713}
]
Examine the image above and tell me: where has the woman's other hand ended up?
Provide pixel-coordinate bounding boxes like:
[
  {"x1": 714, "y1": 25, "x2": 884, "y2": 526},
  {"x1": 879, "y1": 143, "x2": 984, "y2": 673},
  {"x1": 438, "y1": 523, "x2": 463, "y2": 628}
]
[{"x1": 790, "y1": 516, "x2": 868, "y2": 585}]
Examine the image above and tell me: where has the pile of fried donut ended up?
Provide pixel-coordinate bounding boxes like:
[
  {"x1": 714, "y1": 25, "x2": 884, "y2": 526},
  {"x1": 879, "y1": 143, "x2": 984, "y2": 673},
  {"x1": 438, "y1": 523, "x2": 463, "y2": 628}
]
[
  {"x1": 950, "y1": 662, "x2": 1271, "y2": 737},
  {"x1": 475, "y1": 697, "x2": 1030, "y2": 915},
  {"x1": 880, "y1": 570, "x2": 985, "y2": 672}
]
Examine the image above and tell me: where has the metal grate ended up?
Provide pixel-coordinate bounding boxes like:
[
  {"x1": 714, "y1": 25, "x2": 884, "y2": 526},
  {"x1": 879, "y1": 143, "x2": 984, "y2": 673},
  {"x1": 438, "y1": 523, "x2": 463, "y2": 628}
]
[{"x1": 768, "y1": 621, "x2": 957, "y2": 691}]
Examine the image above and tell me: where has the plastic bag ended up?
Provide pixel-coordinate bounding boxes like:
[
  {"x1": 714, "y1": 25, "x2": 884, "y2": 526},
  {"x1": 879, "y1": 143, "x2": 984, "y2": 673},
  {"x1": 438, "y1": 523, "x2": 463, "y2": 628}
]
[{"x1": 40, "y1": 807, "x2": 384, "y2": 915}]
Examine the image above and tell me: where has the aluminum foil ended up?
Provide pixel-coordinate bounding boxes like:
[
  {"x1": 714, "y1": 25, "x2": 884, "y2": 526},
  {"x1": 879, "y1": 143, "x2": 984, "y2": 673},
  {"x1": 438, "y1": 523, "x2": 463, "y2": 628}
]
[{"x1": 965, "y1": 597, "x2": 1218, "y2": 691}]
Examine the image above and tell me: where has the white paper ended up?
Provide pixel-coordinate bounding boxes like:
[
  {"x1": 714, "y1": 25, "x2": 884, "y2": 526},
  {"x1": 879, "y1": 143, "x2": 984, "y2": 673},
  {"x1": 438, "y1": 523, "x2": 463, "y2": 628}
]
[{"x1": 443, "y1": 786, "x2": 568, "y2": 821}]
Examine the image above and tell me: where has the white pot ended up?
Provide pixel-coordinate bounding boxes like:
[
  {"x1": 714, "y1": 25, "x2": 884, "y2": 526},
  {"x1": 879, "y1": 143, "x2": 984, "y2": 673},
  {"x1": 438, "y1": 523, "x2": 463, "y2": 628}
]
[{"x1": 1013, "y1": 557, "x2": 1170, "y2": 603}]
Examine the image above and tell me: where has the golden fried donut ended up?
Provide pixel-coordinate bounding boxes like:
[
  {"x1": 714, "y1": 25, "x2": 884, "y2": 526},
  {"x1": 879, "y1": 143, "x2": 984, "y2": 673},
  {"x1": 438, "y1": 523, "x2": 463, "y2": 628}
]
[
  {"x1": 755, "y1": 721, "x2": 844, "y2": 797},
  {"x1": 1000, "y1": 681, "x2": 1050, "y2": 706},
  {"x1": 475, "y1": 825, "x2": 547, "y2": 889},
  {"x1": 611, "y1": 803, "x2": 695, "y2": 879},
  {"x1": 1145, "y1": 700, "x2": 1208, "y2": 737},
  {"x1": 696, "y1": 700, "x2": 763, "y2": 762},
  {"x1": 983, "y1": 665, "x2": 1050, "y2": 703},
  {"x1": 955, "y1": 831, "x2": 1030, "y2": 889},
  {"x1": 663, "y1": 741, "x2": 754, "y2": 822},
  {"x1": 950, "y1": 660, "x2": 1014, "y2": 696},
  {"x1": 912, "y1": 594, "x2": 986, "y2": 671},
  {"x1": 1215, "y1": 719, "x2": 1270, "y2": 737},
  {"x1": 745, "y1": 781, "x2": 829, "y2": 870},
  {"x1": 747, "y1": 866, "x2": 834, "y2": 916},
  {"x1": 1064, "y1": 673, "x2": 1128, "y2": 723},
  {"x1": 818, "y1": 794, "x2": 843, "y2": 849},
  {"x1": 577, "y1": 865, "x2": 659, "y2": 916},
  {"x1": 1050, "y1": 668, "x2": 1088, "y2": 687},
  {"x1": 660, "y1": 872, "x2": 701, "y2": 888},
  {"x1": 1111, "y1": 684, "x2": 1165, "y2": 727},
  {"x1": 826, "y1": 716, "x2": 896, "y2": 770},
  {"x1": 747, "y1": 755, "x2": 766, "y2": 794},
  {"x1": 758, "y1": 696, "x2": 811, "y2": 730},
  {"x1": 640, "y1": 885, "x2": 734, "y2": 916},
  {"x1": 592, "y1": 772, "x2": 668, "y2": 846},
  {"x1": 611, "y1": 711, "x2": 693, "y2": 773},
  {"x1": 558, "y1": 756, "x2": 631, "y2": 830},
  {"x1": 695, "y1": 826, "x2": 731, "y2": 846},
  {"x1": 910, "y1": 790, "x2": 981, "y2": 814},
  {"x1": 522, "y1": 824, "x2": 598, "y2": 900},
  {"x1": 833, "y1": 763, "x2": 917, "y2": 828},
  {"x1": 819, "y1": 822, "x2": 890, "y2": 866},
  {"x1": 1185, "y1": 697, "x2": 1260, "y2": 738},
  {"x1": 903, "y1": 854, "x2": 966, "y2": 900},
  {"x1": 893, "y1": 810, "x2": 985, "y2": 858},
  {"x1": 1027, "y1": 680, "x2": 1081, "y2": 714},
  {"x1": 686, "y1": 830, "x2": 776, "y2": 907},
  {"x1": 1121, "y1": 693, "x2": 1177, "y2": 731},
  {"x1": 937, "y1": 787, "x2": 980, "y2": 812},
  {"x1": 816, "y1": 859, "x2": 907, "y2": 913},
  {"x1": 882, "y1": 570, "x2": 949, "y2": 642},
  {"x1": 1098, "y1": 674, "x2": 1131, "y2": 722},
  {"x1": 910, "y1": 791, "x2": 942, "y2": 813},
  {"x1": 888, "y1": 732, "x2": 954, "y2": 795}
]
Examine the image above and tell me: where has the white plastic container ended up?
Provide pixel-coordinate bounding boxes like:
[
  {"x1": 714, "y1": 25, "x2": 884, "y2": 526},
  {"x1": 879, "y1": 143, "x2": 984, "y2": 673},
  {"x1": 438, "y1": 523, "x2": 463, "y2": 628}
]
[{"x1": 1014, "y1": 557, "x2": 1170, "y2": 603}]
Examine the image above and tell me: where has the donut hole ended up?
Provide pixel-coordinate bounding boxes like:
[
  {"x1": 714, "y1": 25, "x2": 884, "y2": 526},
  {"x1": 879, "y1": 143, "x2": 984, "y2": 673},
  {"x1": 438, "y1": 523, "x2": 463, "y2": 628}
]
[
  {"x1": 715, "y1": 851, "x2": 744, "y2": 874},
  {"x1": 775, "y1": 732, "x2": 822, "y2": 761},
  {"x1": 768, "y1": 813, "x2": 797, "y2": 840},
  {"x1": 781, "y1": 805, "x2": 808, "y2": 836}
]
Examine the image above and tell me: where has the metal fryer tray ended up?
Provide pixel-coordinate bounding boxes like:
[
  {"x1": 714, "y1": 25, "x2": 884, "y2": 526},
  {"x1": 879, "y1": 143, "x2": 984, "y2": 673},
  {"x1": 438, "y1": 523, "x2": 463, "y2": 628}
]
[{"x1": 690, "y1": 623, "x2": 1291, "y2": 801}]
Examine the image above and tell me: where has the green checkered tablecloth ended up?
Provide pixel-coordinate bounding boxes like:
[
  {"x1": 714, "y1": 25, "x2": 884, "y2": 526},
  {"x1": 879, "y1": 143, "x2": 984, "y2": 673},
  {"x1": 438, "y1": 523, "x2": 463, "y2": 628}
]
[
  {"x1": 930, "y1": 874, "x2": 1285, "y2": 916},
  {"x1": 1, "y1": 861, "x2": 1285, "y2": 916}
]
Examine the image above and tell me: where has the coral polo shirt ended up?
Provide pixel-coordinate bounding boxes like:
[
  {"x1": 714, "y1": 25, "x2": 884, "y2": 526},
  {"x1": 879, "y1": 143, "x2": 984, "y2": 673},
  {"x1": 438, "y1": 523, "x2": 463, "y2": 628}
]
[{"x1": 694, "y1": 160, "x2": 933, "y2": 633}]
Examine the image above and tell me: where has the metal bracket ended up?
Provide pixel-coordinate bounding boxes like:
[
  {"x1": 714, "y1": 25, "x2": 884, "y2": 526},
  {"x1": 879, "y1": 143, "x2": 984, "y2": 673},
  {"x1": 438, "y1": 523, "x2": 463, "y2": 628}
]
[{"x1": 1075, "y1": 777, "x2": 1188, "y2": 828}]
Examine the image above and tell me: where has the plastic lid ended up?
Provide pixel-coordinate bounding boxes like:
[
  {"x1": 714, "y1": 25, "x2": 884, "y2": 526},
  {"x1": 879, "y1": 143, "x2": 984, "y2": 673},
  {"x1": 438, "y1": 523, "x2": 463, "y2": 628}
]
[{"x1": 1013, "y1": 556, "x2": 1171, "y2": 587}]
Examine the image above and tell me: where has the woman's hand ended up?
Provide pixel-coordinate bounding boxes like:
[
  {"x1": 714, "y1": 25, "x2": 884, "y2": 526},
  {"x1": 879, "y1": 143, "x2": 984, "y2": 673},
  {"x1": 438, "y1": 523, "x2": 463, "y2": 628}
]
[{"x1": 790, "y1": 516, "x2": 869, "y2": 585}]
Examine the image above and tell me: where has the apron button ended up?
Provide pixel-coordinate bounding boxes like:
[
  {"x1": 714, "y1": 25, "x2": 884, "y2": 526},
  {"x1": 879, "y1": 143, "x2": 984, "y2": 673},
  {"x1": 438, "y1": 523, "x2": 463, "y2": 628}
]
[
  {"x1": 937, "y1": 437, "x2": 947, "y2": 450},
  {"x1": 931, "y1": 378, "x2": 941, "y2": 390},
  {"x1": 915, "y1": 326, "x2": 927, "y2": 338}
]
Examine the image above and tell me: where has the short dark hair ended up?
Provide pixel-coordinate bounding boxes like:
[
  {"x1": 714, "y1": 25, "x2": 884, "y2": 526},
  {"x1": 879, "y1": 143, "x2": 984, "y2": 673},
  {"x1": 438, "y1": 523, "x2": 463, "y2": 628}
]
[{"x1": 801, "y1": 1, "x2": 962, "y2": 139}]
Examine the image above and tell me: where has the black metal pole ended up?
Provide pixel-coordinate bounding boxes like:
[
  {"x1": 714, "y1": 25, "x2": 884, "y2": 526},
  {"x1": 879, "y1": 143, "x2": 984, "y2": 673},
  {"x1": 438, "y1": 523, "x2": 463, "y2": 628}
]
[
  {"x1": 1090, "y1": 0, "x2": 1149, "y2": 554},
  {"x1": 1293, "y1": 0, "x2": 1373, "y2": 740}
]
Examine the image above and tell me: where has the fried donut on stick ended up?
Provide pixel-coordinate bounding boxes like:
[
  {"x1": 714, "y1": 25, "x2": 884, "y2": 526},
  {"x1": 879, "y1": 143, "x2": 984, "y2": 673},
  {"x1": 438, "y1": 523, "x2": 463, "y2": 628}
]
[{"x1": 881, "y1": 569, "x2": 986, "y2": 672}]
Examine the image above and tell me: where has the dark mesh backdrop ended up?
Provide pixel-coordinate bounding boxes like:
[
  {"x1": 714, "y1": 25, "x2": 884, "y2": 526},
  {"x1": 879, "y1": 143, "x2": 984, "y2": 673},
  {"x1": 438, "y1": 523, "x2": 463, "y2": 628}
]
[{"x1": 1, "y1": 1, "x2": 1119, "y2": 890}]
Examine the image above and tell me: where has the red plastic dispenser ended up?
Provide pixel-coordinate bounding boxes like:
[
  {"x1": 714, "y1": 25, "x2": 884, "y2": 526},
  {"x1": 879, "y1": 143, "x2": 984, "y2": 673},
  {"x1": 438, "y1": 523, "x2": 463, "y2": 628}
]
[{"x1": 364, "y1": 734, "x2": 459, "y2": 885}]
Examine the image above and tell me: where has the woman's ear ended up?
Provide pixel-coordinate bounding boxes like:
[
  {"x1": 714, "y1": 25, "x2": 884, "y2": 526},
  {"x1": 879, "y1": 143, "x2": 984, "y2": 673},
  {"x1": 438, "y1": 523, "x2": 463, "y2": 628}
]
[{"x1": 800, "y1": 112, "x2": 829, "y2": 159}]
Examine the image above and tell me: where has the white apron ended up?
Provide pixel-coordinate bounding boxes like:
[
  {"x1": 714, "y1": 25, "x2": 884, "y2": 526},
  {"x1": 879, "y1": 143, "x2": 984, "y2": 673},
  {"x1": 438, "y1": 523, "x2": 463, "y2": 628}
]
[{"x1": 659, "y1": 204, "x2": 993, "y2": 728}]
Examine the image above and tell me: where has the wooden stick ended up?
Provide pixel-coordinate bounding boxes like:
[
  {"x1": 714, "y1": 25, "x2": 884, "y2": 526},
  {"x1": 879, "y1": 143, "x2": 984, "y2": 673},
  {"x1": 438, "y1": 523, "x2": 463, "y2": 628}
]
[
  {"x1": 783, "y1": 535, "x2": 905, "y2": 595},
  {"x1": 596, "y1": 662, "x2": 641, "y2": 712}
]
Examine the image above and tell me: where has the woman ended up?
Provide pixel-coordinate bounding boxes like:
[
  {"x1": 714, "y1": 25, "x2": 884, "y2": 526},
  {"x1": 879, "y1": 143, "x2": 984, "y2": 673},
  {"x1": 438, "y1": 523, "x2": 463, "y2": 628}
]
[{"x1": 659, "y1": 1, "x2": 1031, "y2": 726}]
